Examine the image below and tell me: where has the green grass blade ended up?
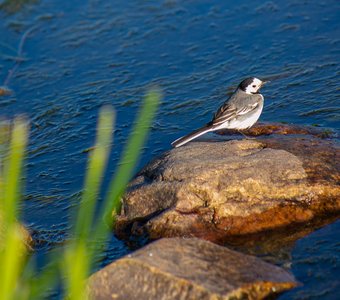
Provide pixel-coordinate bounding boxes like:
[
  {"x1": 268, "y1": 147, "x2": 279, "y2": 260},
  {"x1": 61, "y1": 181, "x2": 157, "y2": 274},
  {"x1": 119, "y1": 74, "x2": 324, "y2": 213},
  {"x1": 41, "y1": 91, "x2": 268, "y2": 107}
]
[
  {"x1": 22, "y1": 257, "x2": 60, "y2": 300},
  {"x1": 64, "y1": 107, "x2": 115, "y2": 300},
  {"x1": 0, "y1": 117, "x2": 28, "y2": 300},
  {"x1": 3, "y1": 117, "x2": 28, "y2": 224},
  {"x1": 97, "y1": 89, "x2": 160, "y2": 238},
  {"x1": 0, "y1": 89, "x2": 160, "y2": 300},
  {"x1": 74, "y1": 106, "x2": 115, "y2": 240},
  {"x1": 64, "y1": 241, "x2": 90, "y2": 300},
  {"x1": 0, "y1": 224, "x2": 28, "y2": 300}
]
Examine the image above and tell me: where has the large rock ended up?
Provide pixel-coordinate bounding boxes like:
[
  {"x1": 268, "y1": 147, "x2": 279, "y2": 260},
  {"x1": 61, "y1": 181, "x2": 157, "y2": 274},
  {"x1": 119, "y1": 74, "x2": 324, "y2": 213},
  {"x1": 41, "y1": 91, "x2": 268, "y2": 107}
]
[
  {"x1": 88, "y1": 238, "x2": 298, "y2": 300},
  {"x1": 115, "y1": 124, "x2": 339, "y2": 243}
]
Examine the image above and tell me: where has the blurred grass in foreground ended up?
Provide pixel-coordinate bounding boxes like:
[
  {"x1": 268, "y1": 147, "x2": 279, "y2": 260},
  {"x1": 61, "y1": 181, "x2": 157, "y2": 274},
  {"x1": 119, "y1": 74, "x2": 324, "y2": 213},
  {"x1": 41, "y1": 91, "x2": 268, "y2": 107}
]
[
  {"x1": 0, "y1": 117, "x2": 29, "y2": 300},
  {"x1": 0, "y1": 89, "x2": 160, "y2": 299}
]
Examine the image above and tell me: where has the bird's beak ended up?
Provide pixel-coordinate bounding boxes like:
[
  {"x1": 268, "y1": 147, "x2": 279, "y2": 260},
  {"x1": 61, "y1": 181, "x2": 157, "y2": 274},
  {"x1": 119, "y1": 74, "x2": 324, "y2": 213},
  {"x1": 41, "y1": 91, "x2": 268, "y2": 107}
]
[{"x1": 261, "y1": 80, "x2": 270, "y2": 86}]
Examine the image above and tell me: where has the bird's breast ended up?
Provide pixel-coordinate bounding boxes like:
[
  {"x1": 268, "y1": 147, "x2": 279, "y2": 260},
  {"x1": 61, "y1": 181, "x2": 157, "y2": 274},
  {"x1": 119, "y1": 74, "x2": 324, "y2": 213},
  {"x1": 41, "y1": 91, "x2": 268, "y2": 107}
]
[{"x1": 233, "y1": 106, "x2": 263, "y2": 129}]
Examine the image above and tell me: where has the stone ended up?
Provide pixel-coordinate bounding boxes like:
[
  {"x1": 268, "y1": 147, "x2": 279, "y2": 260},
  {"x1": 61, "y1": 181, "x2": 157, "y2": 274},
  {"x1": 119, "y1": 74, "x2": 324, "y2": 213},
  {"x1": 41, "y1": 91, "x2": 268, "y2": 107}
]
[
  {"x1": 88, "y1": 238, "x2": 298, "y2": 300},
  {"x1": 0, "y1": 86, "x2": 12, "y2": 97},
  {"x1": 115, "y1": 123, "x2": 339, "y2": 243},
  {"x1": 219, "y1": 122, "x2": 335, "y2": 139},
  {"x1": 0, "y1": 211, "x2": 32, "y2": 250}
]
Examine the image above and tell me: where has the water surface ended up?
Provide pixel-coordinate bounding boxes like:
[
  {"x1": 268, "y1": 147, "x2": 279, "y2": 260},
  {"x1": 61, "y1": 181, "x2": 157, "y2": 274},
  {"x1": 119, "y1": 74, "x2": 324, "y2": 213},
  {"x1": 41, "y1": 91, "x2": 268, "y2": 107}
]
[{"x1": 0, "y1": 0, "x2": 339, "y2": 299}]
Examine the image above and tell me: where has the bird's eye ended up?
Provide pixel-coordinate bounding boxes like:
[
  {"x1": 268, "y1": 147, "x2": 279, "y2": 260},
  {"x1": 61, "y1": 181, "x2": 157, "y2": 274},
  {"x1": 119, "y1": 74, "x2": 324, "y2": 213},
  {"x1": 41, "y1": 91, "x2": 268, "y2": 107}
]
[{"x1": 252, "y1": 85, "x2": 256, "y2": 88}]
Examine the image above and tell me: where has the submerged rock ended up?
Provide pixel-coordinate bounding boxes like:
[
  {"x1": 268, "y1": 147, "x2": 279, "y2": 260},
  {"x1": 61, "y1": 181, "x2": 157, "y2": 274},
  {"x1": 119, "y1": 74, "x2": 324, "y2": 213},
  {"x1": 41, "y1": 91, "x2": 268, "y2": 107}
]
[
  {"x1": 0, "y1": 86, "x2": 12, "y2": 97},
  {"x1": 88, "y1": 238, "x2": 298, "y2": 300},
  {"x1": 115, "y1": 124, "x2": 339, "y2": 242}
]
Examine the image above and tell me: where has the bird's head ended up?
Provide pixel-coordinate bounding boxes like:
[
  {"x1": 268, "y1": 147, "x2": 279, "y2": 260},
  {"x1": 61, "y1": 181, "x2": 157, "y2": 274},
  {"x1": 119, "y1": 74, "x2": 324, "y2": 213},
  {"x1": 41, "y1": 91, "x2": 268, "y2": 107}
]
[{"x1": 239, "y1": 77, "x2": 269, "y2": 94}]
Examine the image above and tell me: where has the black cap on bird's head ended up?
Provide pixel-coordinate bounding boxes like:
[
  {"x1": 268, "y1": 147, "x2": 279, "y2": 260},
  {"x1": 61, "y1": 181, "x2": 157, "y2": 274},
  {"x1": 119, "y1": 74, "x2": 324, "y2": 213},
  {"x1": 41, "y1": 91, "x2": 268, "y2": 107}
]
[{"x1": 238, "y1": 77, "x2": 269, "y2": 94}]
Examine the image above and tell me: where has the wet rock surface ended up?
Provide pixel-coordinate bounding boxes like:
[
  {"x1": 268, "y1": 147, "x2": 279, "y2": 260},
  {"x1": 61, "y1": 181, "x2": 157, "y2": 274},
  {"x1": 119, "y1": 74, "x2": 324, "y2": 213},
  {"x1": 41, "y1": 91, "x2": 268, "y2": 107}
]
[
  {"x1": 220, "y1": 122, "x2": 336, "y2": 139},
  {"x1": 115, "y1": 124, "x2": 339, "y2": 243},
  {"x1": 88, "y1": 238, "x2": 298, "y2": 300}
]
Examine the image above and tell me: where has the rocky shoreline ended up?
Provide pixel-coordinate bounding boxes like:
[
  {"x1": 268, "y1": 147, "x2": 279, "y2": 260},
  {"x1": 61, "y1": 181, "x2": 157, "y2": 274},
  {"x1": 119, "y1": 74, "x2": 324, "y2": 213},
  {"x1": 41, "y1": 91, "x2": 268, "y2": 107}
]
[
  {"x1": 87, "y1": 123, "x2": 340, "y2": 299},
  {"x1": 115, "y1": 123, "x2": 339, "y2": 244},
  {"x1": 88, "y1": 238, "x2": 298, "y2": 300}
]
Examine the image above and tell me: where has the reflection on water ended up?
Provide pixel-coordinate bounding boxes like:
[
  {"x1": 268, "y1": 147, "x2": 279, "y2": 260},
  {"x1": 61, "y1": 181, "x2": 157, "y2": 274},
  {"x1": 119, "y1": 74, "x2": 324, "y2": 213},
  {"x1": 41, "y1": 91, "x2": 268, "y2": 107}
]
[
  {"x1": 0, "y1": 0, "x2": 339, "y2": 299},
  {"x1": 280, "y1": 220, "x2": 340, "y2": 300}
]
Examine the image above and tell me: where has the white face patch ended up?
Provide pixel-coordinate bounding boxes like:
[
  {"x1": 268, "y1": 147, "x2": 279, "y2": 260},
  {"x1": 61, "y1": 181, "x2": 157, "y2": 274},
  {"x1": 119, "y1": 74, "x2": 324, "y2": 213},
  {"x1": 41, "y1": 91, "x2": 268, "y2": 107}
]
[{"x1": 244, "y1": 78, "x2": 263, "y2": 94}]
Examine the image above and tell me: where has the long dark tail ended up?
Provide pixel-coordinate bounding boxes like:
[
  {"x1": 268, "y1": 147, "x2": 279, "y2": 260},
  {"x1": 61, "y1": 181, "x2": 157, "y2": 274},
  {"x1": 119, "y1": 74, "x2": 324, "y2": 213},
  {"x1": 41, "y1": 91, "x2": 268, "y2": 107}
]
[{"x1": 171, "y1": 125, "x2": 212, "y2": 148}]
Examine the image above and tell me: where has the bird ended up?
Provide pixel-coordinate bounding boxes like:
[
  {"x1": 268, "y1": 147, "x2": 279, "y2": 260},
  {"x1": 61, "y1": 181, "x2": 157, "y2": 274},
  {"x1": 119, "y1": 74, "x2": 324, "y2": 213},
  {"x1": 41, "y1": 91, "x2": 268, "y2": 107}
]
[{"x1": 171, "y1": 77, "x2": 268, "y2": 148}]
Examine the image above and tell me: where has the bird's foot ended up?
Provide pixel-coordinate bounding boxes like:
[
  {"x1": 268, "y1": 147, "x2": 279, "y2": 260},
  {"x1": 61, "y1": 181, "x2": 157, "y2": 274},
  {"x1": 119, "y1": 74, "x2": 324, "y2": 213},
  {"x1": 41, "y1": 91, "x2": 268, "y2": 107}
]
[{"x1": 238, "y1": 130, "x2": 256, "y2": 140}]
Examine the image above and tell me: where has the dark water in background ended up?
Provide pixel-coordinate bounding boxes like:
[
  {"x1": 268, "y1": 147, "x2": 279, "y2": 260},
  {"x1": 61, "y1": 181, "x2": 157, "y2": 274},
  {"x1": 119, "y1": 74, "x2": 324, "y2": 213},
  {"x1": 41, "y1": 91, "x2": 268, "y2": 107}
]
[{"x1": 0, "y1": 0, "x2": 339, "y2": 298}]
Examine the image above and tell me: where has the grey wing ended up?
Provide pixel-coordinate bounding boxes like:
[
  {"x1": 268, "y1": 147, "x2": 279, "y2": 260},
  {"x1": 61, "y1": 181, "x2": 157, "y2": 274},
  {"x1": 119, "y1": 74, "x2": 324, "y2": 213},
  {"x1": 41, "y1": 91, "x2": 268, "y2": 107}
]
[
  {"x1": 210, "y1": 101, "x2": 260, "y2": 127},
  {"x1": 210, "y1": 102, "x2": 237, "y2": 127}
]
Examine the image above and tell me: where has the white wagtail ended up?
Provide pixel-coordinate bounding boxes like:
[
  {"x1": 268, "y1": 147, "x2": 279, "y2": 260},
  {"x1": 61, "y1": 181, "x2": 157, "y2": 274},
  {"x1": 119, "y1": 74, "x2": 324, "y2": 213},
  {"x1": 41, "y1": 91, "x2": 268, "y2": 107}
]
[{"x1": 171, "y1": 77, "x2": 268, "y2": 148}]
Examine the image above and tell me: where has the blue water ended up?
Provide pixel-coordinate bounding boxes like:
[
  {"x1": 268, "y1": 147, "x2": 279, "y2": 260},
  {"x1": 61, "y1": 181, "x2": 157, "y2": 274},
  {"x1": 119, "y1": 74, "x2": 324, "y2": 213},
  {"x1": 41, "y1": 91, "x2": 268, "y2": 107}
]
[{"x1": 0, "y1": 0, "x2": 339, "y2": 298}]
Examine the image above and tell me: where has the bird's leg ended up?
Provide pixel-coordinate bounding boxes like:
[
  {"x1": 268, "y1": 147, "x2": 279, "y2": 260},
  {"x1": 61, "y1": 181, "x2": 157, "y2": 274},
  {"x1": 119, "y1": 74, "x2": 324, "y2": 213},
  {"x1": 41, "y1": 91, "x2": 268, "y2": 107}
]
[{"x1": 238, "y1": 130, "x2": 256, "y2": 140}]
